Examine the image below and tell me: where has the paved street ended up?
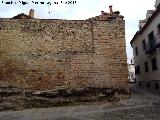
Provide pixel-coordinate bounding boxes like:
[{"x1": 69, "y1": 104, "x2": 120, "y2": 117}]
[{"x1": 0, "y1": 85, "x2": 160, "y2": 120}]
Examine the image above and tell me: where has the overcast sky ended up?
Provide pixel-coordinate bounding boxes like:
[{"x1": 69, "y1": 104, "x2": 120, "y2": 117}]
[{"x1": 0, "y1": 0, "x2": 156, "y2": 63}]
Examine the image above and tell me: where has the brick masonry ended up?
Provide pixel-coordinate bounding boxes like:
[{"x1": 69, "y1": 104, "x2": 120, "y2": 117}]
[{"x1": 0, "y1": 18, "x2": 128, "y2": 92}]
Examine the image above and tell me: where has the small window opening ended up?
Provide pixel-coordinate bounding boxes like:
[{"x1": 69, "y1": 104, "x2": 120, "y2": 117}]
[
  {"x1": 155, "y1": 83, "x2": 159, "y2": 89},
  {"x1": 147, "y1": 83, "x2": 150, "y2": 88}
]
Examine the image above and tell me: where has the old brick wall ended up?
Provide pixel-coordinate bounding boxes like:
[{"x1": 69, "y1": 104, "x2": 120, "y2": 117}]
[{"x1": 0, "y1": 18, "x2": 128, "y2": 91}]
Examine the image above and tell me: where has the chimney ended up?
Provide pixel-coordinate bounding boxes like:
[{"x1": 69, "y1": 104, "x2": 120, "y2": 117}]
[
  {"x1": 109, "y1": 5, "x2": 113, "y2": 14},
  {"x1": 29, "y1": 9, "x2": 34, "y2": 18},
  {"x1": 101, "y1": 11, "x2": 104, "y2": 15}
]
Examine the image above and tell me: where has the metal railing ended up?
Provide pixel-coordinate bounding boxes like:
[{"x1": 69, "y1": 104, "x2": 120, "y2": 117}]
[
  {"x1": 145, "y1": 34, "x2": 160, "y2": 54},
  {"x1": 155, "y1": 34, "x2": 160, "y2": 48}
]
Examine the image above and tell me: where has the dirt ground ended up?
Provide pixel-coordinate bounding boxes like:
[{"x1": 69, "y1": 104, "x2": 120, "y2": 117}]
[{"x1": 0, "y1": 85, "x2": 160, "y2": 120}]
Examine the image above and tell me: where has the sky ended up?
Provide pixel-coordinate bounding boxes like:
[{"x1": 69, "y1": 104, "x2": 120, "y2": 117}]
[{"x1": 0, "y1": 0, "x2": 156, "y2": 63}]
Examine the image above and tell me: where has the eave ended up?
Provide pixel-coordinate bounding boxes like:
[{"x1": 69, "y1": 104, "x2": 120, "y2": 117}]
[{"x1": 130, "y1": 3, "x2": 160, "y2": 47}]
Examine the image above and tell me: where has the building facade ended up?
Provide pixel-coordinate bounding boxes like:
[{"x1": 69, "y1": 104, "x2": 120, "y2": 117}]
[
  {"x1": 0, "y1": 7, "x2": 128, "y2": 97},
  {"x1": 131, "y1": 0, "x2": 160, "y2": 91},
  {"x1": 128, "y1": 59, "x2": 135, "y2": 83}
]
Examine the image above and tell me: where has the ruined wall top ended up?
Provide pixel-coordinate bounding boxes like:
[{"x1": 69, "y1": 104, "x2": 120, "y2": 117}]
[
  {"x1": 89, "y1": 5, "x2": 124, "y2": 21},
  {"x1": 11, "y1": 6, "x2": 123, "y2": 21},
  {"x1": 12, "y1": 9, "x2": 34, "y2": 19}
]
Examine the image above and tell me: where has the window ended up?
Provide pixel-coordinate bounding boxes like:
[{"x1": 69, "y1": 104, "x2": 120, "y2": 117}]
[
  {"x1": 151, "y1": 58, "x2": 158, "y2": 71},
  {"x1": 135, "y1": 65, "x2": 140, "y2": 75},
  {"x1": 142, "y1": 39, "x2": 146, "y2": 51},
  {"x1": 156, "y1": 24, "x2": 160, "y2": 47},
  {"x1": 137, "y1": 65, "x2": 140, "y2": 75},
  {"x1": 155, "y1": 83, "x2": 159, "y2": 89},
  {"x1": 148, "y1": 31, "x2": 156, "y2": 49},
  {"x1": 135, "y1": 47, "x2": 138, "y2": 56},
  {"x1": 135, "y1": 67, "x2": 137, "y2": 75},
  {"x1": 147, "y1": 83, "x2": 150, "y2": 88},
  {"x1": 144, "y1": 62, "x2": 149, "y2": 73},
  {"x1": 158, "y1": 24, "x2": 160, "y2": 34}
]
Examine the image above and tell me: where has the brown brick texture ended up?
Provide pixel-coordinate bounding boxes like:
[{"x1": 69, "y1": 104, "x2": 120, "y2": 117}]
[{"x1": 0, "y1": 18, "x2": 128, "y2": 91}]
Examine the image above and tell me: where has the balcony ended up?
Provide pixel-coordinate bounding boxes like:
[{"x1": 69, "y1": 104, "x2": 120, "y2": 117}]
[
  {"x1": 155, "y1": 34, "x2": 160, "y2": 48},
  {"x1": 145, "y1": 42, "x2": 156, "y2": 54},
  {"x1": 145, "y1": 43, "x2": 156, "y2": 54},
  {"x1": 145, "y1": 34, "x2": 160, "y2": 54}
]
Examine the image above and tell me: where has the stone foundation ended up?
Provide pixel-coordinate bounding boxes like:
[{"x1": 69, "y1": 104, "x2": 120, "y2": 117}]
[{"x1": 0, "y1": 86, "x2": 129, "y2": 111}]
